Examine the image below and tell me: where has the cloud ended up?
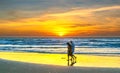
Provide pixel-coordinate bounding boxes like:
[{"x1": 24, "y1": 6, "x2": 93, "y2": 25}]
[
  {"x1": 1, "y1": 5, "x2": 120, "y2": 25},
  {"x1": 93, "y1": 6, "x2": 120, "y2": 12},
  {"x1": 46, "y1": 5, "x2": 120, "y2": 17},
  {"x1": 0, "y1": 3, "x2": 120, "y2": 37}
]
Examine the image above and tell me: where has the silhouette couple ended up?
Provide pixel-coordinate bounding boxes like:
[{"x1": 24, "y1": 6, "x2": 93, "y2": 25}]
[{"x1": 67, "y1": 41, "x2": 76, "y2": 66}]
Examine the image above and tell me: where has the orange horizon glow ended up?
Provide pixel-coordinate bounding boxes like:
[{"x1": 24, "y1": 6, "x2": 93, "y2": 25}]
[{"x1": 0, "y1": 6, "x2": 120, "y2": 37}]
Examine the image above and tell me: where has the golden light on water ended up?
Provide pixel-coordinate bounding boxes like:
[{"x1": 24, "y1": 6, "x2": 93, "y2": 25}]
[{"x1": 0, "y1": 52, "x2": 120, "y2": 67}]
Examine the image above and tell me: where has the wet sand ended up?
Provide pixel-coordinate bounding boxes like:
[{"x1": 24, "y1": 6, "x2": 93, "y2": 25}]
[
  {"x1": 0, "y1": 59, "x2": 120, "y2": 73},
  {"x1": 0, "y1": 52, "x2": 120, "y2": 68}
]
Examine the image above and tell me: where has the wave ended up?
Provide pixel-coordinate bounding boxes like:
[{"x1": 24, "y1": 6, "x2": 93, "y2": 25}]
[
  {"x1": 0, "y1": 37, "x2": 120, "y2": 54},
  {"x1": 0, "y1": 47, "x2": 120, "y2": 54}
]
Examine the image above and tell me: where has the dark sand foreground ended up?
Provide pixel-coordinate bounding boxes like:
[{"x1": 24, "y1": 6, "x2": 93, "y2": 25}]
[{"x1": 0, "y1": 59, "x2": 120, "y2": 73}]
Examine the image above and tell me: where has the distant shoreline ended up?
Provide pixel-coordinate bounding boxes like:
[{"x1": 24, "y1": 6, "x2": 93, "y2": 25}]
[{"x1": 0, "y1": 36, "x2": 120, "y2": 38}]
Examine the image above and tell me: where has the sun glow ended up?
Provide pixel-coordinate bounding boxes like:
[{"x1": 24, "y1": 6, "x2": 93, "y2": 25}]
[
  {"x1": 53, "y1": 27, "x2": 68, "y2": 37},
  {"x1": 58, "y1": 32, "x2": 65, "y2": 37}
]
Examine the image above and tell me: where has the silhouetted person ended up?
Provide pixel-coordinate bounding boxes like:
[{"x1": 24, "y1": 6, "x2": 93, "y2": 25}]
[
  {"x1": 67, "y1": 42, "x2": 72, "y2": 66},
  {"x1": 70, "y1": 41, "x2": 76, "y2": 63},
  {"x1": 67, "y1": 41, "x2": 76, "y2": 66}
]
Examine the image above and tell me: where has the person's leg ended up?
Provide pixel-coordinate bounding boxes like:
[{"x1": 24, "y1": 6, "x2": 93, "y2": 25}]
[
  {"x1": 71, "y1": 52, "x2": 75, "y2": 63},
  {"x1": 70, "y1": 55, "x2": 73, "y2": 64},
  {"x1": 68, "y1": 54, "x2": 69, "y2": 61},
  {"x1": 73, "y1": 55, "x2": 76, "y2": 63},
  {"x1": 68, "y1": 54, "x2": 70, "y2": 66}
]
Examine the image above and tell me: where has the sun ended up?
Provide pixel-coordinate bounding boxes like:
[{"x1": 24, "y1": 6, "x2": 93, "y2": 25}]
[
  {"x1": 58, "y1": 32, "x2": 64, "y2": 37},
  {"x1": 53, "y1": 27, "x2": 68, "y2": 37}
]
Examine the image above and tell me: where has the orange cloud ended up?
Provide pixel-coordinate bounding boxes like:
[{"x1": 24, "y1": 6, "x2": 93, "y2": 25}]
[{"x1": 0, "y1": 6, "x2": 120, "y2": 37}]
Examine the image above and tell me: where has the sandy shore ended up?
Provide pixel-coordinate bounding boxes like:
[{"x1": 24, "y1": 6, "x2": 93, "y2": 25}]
[
  {"x1": 0, "y1": 51, "x2": 120, "y2": 68},
  {"x1": 0, "y1": 59, "x2": 120, "y2": 73},
  {"x1": 0, "y1": 52, "x2": 120, "y2": 73}
]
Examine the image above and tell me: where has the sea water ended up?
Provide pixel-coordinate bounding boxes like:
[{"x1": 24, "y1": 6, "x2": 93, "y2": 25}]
[{"x1": 0, "y1": 37, "x2": 120, "y2": 54}]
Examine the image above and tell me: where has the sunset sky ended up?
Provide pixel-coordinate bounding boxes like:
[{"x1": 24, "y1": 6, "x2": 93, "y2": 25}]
[{"x1": 0, "y1": 0, "x2": 120, "y2": 37}]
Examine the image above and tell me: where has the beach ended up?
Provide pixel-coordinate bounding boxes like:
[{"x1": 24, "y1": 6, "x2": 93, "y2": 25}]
[
  {"x1": 0, "y1": 52, "x2": 120, "y2": 67},
  {"x1": 0, "y1": 37, "x2": 120, "y2": 73},
  {"x1": 0, "y1": 0, "x2": 120, "y2": 72},
  {"x1": 0, "y1": 59, "x2": 120, "y2": 73},
  {"x1": 0, "y1": 52, "x2": 120, "y2": 73}
]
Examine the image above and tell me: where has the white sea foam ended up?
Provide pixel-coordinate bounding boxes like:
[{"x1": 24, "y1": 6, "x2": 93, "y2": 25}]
[{"x1": 0, "y1": 37, "x2": 120, "y2": 54}]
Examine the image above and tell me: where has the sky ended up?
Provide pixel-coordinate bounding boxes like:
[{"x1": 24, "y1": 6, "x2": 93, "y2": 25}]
[{"x1": 0, "y1": 0, "x2": 120, "y2": 37}]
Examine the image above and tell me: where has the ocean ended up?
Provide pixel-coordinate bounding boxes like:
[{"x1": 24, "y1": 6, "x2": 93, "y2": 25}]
[{"x1": 0, "y1": 37, "x2": 120, "y2": 54}]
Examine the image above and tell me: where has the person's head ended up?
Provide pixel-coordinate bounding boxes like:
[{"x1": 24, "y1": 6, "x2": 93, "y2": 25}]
[
  {"x1": 70, "y1": 41, "x2": 73, "y2": 43},
  {"x1": 67, "y1": 42, "x2": 70, "y2": 46}
]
